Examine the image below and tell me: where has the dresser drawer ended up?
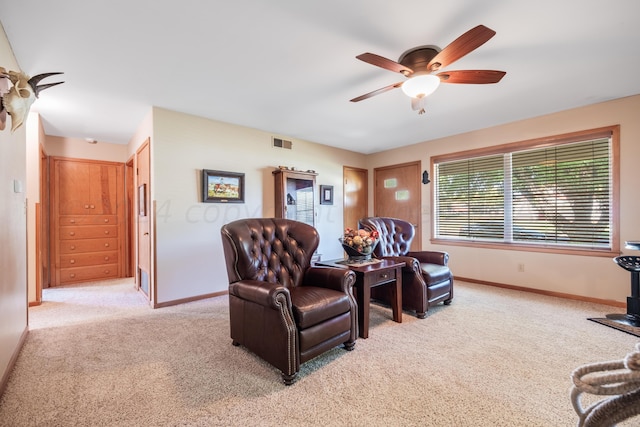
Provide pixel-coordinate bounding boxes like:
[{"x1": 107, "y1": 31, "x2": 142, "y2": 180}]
[
  {"x1": 60, "y1": 225, "x2": 119, "y2": 239},
  {"x1": 59, "y1": 215, "x2": 118, "y2": 225},
  {"x1": 59, "y1": 251, "x2": 119, "y2": 268},
  {"x1": 59, "y1": 237, "x2": 119, "y2": 254},
  {"x1": 60, "y1": 264, "x2": 119, "y2": 283}
]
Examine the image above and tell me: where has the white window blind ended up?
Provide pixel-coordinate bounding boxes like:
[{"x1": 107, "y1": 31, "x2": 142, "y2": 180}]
[
  {"x1": 295, "y1": 188, "x2": 314, "y2": 225},
  {"x1": 436, "y1": 155, "x2": 504, "y2": 240},
  {"x1": 434, "y1": 133, "x2": 613, "y2": 250}
]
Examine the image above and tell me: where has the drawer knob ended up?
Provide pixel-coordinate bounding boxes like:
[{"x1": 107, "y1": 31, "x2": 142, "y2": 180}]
[
  {"x1": 70, "y1": 245, "x2": 76, "y2": 250},
  {"x1": 104, "y1": 230, "x2": 109, "y2": 235},
  {"x1": 84, "y1": 205, "x2": 89, "y2": 209},
  {"x1": 69, "y1": 273, "x2": 76, "y2": 278},
  {"x1": 104, "y1": 219, "x2": 109, "y2": 223},
  {"x1": 70, "y1": 219, "x2": 76, "y2": 223},
  {"x1": 70, "y1": 259, "x2": 75, "y2": 264},
  {"x1": 104, "y1": 256, "x2": 109, "y2": 261},
  {"x1": 380, "y1": 274, "x2": 388, "y2": 279},
  {"x1": 104, "y1": 243, "x2": 110, "y2": 247},
  {"x1": 90, "y1": 205, "x2": 95, "y2": 209},
  {"x1": 69, "y1": 231, "x2": 75, "y2": 236},
  {"x1": 104, "y1": 270, "x2": 110, "y2": 274}
]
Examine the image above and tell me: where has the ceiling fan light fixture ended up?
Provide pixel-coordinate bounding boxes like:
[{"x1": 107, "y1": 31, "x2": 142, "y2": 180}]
[{"x1": 401, "y1": 74, "x2": 440, "y2": 98}]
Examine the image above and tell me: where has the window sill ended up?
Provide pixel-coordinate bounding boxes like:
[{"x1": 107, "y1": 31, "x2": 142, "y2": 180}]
[{"x1": 431, "y1": 238, "x2": 621, "y2": 258}]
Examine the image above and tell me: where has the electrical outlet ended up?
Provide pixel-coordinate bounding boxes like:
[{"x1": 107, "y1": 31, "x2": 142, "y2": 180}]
[{"x1": 517, "y1": 263, "x2": 525, "y2": 272}]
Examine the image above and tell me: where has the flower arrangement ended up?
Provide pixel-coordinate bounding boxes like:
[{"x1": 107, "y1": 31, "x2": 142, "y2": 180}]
[{"x1": 340, "y1": 227, "x2": 380, "y2": 256}]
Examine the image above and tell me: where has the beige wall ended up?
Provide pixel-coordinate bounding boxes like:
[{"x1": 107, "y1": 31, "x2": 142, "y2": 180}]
[
  {"x1": 45, "y1": 135, "x2": 128, "y2": 162},
  {"x1": 366, "y1": 95, "x2": 640, "y2": 303},
  {"x1": 0, "y1": 23, "x2": 28, "y2": 391},
  {"x1": 151, "y1": 107, "x2": 367, "y2": 304}
]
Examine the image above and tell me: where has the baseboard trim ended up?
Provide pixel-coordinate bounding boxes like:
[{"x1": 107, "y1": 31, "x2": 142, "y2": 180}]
[
  {"x1": 0, "y1": 325, "x2": 28, "y2": 398},
  {"x1": 456, "y1": 276, "x2": 626, "y2": 309},
  {"x1": 153, "y1": 290, "x2": 228, "y2": 309}
]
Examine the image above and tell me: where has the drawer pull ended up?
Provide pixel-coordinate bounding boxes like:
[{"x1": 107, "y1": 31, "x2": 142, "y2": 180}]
[
  {"x1": 104, "y1": 219, "x2": 109, "y2": 223},
  {"x1": 90, "y1": 205, "x2": 95, "y2": 209},
  {"x1": 70, "y1": 259, "x2": 75, "y2": 264},
  {"x1": 380, "y1": 273, "x2": 389, "y2": 279},
  {"x1": 70, "y1": 245, "x2": 76, "y2": 250},
  {"x1": 104, "y1": 270, "x2": 110, "y2": 274},
  {"x1": 70, "y1": 219, "x2": 76, "y2": 223},
  {"x1": 104, "y1": 230, "x2": 110, "y2": 235},
  {"x1": 69, "y1": 231, "x2": 75, "y2": 236},
  {"x1": 84, "y1": 204, "x2": 89, "y2": 209},
  {"x1": 104, "y1": 243, "x2": 110, "y2": 247},
  {"x1": 69, "y1": 273, "x2": 76, "y2": 278},
  {"x1": 104, "y1": 256, "x2": 109, "y2": 261}
]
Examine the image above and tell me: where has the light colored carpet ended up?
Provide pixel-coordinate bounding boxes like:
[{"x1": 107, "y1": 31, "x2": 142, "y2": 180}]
[{"x1": 1, "y1": 278, "x2": 638, "y2": 426}]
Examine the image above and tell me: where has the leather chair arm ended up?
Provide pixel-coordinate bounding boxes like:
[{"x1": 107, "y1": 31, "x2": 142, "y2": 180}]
[
  {"x1": 303, "y1": 266, "x2": 356, "y2": 294},
  {"x1": 407, "y1": 251, "x2": 449, "y2": 266},
  {"x1": 378, "y1": 255, "x2": 421, "y2": 273},
  {"x1": 229, "y1": 279, "x2": 292, "y2": 310}
]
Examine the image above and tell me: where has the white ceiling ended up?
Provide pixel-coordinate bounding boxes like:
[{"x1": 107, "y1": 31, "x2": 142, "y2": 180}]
[{"x1": 2, "y1": 0, "x2": 639, "y2": 154}]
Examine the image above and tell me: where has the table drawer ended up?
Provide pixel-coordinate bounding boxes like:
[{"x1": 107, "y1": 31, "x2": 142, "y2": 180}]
[
  {"x1": 60, "y1": 225, "x2": 119, "y2": 239},
  {"x1": 371, "y1": 268, "x2": 397, "y2": 285},
  {"x1": 59, "y1": 215, "x2": 118, "y2": 225},
  {"x1": 60, "y1": 264, "x2": 119, "y2": 283},
  {"x1": 59, "y1": 237, "x2": 119, "y2": 254},
  {"x1": 59, "y1": 251, "x2": 119, "y2": 268}
]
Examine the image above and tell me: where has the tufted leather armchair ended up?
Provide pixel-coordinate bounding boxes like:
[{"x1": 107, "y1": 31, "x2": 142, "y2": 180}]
[
  {"x1": 220, "y1": 218, "x2": 358, "y2": 385},
  {"x1": 358, "y1": 217, "x2": 453, "y2": 318}
]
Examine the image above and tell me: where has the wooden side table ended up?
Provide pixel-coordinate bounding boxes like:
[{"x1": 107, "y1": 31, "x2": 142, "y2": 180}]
[{"x1": 317, "y1": 259, "x2": 404, "y2": 338}]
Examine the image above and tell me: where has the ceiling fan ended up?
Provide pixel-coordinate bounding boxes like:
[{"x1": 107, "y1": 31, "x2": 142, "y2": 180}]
[{"x1": 350, "y1": 25, "x2": 506, "y2": 114}]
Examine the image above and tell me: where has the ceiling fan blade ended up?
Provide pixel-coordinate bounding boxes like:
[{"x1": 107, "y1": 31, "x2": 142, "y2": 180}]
[
  {"x1": 437, "y1": 70, "x2": 506, "y2": 84},
  {"x1": 356, "y1": 53, "x2": 413, "y2": 75},
  {"x1": 427, "y1": 25, "x2": 496, "y2": 71},
  {"x1": 350, "y1": 82, "x2": 404, "y2": 102}
]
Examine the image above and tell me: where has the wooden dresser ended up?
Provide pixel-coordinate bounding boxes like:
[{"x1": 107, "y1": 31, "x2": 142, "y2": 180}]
[{"x1": 50, "y1": 157, "x2": 125, "y2": 286}]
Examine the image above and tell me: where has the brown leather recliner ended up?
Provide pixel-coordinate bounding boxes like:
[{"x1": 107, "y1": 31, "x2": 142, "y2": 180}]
[
  {"x1": 358, "y1": 217, "x2": 453, "y2": 318},
  {"x1": 220, "y1": 218, "x2": 358, "y2": 385}
]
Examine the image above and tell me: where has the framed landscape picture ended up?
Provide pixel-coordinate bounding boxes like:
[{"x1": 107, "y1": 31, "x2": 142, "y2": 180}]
[{"x1": 202, "y1": 169, "x2": 245, "y2": 203}]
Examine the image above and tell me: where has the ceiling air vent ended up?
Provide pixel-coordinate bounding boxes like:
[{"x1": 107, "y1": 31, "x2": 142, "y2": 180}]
[{"x1": 272, "y1": 137, "x2": 292, "y2": 149}]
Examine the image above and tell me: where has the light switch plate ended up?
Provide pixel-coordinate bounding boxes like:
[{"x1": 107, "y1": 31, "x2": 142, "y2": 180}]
[{"x1": 13, "y1": 179, "x2": 23, "y2": 193}]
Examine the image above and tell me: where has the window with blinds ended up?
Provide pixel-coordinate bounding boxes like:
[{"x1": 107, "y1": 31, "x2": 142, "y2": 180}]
[
  {"x1": 295, "y1": 188, "x2": 314, "y2": 225},
  {"x1": 433, "y1": 127, "x2": 618, "y2": 253}
]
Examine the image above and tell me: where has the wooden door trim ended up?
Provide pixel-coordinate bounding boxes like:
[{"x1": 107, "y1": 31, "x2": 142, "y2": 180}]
[
  {"x1": 125, "y1": 155, "x2": 135, "y2": 278},
  {"x1": 32, "y1": 202, "x2": 42, "y2": 307}
]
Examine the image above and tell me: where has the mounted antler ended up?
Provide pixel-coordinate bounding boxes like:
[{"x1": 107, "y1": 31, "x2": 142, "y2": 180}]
[{"x1": 0, "y1": 67, "x2": 64, "y2": 132}]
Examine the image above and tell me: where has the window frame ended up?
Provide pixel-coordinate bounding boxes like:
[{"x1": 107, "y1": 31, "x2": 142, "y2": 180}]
[{"x1": 430, "y1": 125, "x2": 620, "y2": 258}]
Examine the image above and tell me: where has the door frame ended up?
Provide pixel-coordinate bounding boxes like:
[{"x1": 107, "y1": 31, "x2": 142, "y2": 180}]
[
  {"x1": 135, "y1": 138, "x2": 153, "y2": 304},
  {"x1": 373, "y1": 161, "x2": 422, "y2": 250},
  {"x1": 125, "y1": 155, "x2": 135, "y2": 278},
  {"x1": 343, "y1": 166, "x2": 368, "y2": 230}
]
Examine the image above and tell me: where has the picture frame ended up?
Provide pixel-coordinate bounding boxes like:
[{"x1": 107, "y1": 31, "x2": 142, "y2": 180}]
[
  {"x1": 319, "y1": 185, "x2": 333, "y2": 205},
  {"x1": 138, "y1": 184, "x2": 146, "y2": 216},
  {"x1": 202, "y1": 169, "x2": 245, "y2": 203}
]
